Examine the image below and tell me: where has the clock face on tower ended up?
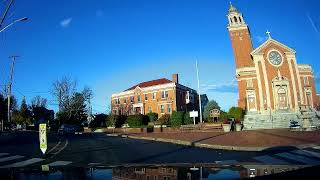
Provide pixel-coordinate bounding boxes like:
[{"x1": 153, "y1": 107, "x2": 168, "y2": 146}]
[{"x1": 268, "y1": 51, "x2": 282, "y2": 66}]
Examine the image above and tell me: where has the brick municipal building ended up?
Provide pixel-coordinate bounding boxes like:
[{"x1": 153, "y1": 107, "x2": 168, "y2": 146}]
[
  {"x1": 227, "y1": 3, "x2": 320, "y2": 129},
  {"x1": 111, "y1": 74, "x2": 199, "y2": 116}
]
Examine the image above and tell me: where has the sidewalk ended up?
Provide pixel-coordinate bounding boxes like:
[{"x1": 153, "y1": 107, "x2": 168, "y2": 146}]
[{"x1": 125, "y1": 129, "x2": 320, "y2": 151}]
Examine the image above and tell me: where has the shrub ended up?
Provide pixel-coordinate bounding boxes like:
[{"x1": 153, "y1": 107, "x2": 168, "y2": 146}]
[
  {"x1": 126, "y1": 114, "x2": 149, "y2": 128},
  {"x1": 147, "y1": 112, "x2": 158, "y2": 122},
  {"x1": 219, "y1": 111, "x2": 229, "y2": 121},
  {"x1": 183, "y1": 112, "x2": 194, "y2": 125},
  {"x1": 156, "y1": 114, "x2": 170, "y2": 125},
  {"x1": 228, "y1": 107, "x2": 244, "y2": 120},
  {"x1": 107, "y1": 115, "x2": 127, "y2": 128},
  {"x1": 90, "y1": 113, "x2": 108, "y2": 128},
  {"x1": 170, "y1": 111, "x2": 185, "y2": 127}
]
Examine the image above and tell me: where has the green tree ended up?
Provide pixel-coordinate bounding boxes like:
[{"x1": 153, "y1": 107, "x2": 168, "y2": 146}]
[
  {"x1": 90, "y1": 113, "x2": 107, "y2": 128},
  {"x1": 228, "y1": 107, "x2": 244, "y2": 120},
  {"x1": 203, "y1": 100, "x2": 220, "y2": 120},
  {"x1": 13, "y1": 98, "x2": 32, "y2": 125},
  {"x1": 219, "y1": 111, "x2": 229, "y2": 120},
  {"x1": 147, "y1": 112, "x2": 158, "y2": 122},
  {"x1": 170, "y1": 111, "x2": 184, "y2": 127},
  {"x1": 183, "y1": 112, "x2": 193, "y2": 125}
]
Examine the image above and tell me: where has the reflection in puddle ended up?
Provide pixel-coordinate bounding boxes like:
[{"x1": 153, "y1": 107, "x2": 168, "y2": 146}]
[{"x1": 0, "y1": 164, "x2": 309, "y2": 179}]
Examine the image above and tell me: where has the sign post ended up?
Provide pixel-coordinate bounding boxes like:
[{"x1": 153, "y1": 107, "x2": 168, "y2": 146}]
[
  {"x1": 189, "y1": 110, "x2": 199, "y2": 125},
  {"x1": 39, "y1": 123, "x2": 47, "y2": 154}
]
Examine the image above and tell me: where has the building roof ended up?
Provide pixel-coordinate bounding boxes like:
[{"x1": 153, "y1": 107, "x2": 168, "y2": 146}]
[
  {"x1": 125, "y1": 78, "x2": 172, "y2": 91},
  {"x1": 251, "y1": 37, "x2": 296, "y2": 55}
]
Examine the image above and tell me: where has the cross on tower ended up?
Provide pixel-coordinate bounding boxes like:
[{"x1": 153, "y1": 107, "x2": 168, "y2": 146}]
[{"x1": 266, "y1": 30, "x2": 271, "y2": 39}]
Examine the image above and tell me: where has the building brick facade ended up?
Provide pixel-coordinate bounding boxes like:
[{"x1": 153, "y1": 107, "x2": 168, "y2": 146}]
[
  {"x1": 111, "y1": 74, "x2": 199, "y2": 117},
  {"x1": 227, "y1": 3, "x2": 318, "y2": 113}
]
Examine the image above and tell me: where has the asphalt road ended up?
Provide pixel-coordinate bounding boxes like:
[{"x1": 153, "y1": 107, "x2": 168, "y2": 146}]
[{"x1": 1, "y1": 131, "x2": 320, "y2": 167}]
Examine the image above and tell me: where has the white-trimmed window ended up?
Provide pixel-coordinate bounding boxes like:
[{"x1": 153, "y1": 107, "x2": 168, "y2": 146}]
[
  {"x1": 148, "y1": 106, "x2": 152, "y2": 113},
  {"x1": 115, "y1": 98, "x2": 120, "y2": 104},
  {"x1": 161, "y1": 91, "x2": 168, "y2": 99},
  {"x1": 153, "y1": 92, "x2": 157, "y2": 100},
  {"x1": 137, "y1": 95, "x2": 141, "y2": 102},
  {"x1": 145, "y1": 94, "x2": 148, "y2": 101},
  {"x1": 303, "y1": 77, "x2": 309, "y2": 85},
  {"x1": 124, "y1": 98, "x2": 127, "y2": 104},
  {"x1": 130, "y1": 96, "x2": 134, "y2": 103},
  {"x1": 160, "y1": 105, "x2": 165, "y2": 113},
  {"x1": 167, "y1": 104, "x2": 172, "y2": 114}
]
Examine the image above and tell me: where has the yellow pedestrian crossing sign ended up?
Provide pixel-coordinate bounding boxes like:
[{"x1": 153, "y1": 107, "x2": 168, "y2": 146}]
[{"x1": 39, "y1": 124, "x2": 47, "y2": 154}]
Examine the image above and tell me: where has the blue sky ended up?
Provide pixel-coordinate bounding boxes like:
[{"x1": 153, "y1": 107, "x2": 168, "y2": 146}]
[{"x1": 0, "y1": 0, "x2": 319, "y2": 113}]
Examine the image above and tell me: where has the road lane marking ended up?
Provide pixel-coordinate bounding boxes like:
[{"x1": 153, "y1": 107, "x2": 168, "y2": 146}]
[
  {"x1": 253, "y1": 155, "x2": 290, "y2": 165},
  {"x1": 0, "y1": 155, "x2": 24, "y2": 163},
  {"x1": 275, "y1": 152, "x2": 320, "y2": 165},
  {"x1": 47, "y1": 141, "x2": 61, "y2": 154},
  {"x1": 292, "y1": 150, "x2": 320, "y2": 159},
  {"x1": 0, "y1": 153, "x2": 9, "y2": 157},
  {"x1": 47, "y1": 161, "x2": 72, "y2": 166},
  {"x1": 53, "y1": 139, "x2": 68, "y2": 155},
  {"x1": 1, "y1": 158, "x2": 44, "y2": 168},
  {"x1": 215, "y1": 160, "x2": 238, "y2": 165},
  {"x1": 312, "y1": 146, "x2": 320, "y2": 150}
]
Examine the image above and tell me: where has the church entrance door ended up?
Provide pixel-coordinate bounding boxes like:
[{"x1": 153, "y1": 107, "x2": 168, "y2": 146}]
[
  {"x1": 247, "y1": 92, "x2": 257, "y2": 111},
  {"x1": 278, "y1": 88, "x2": 288, "y2": 110}
]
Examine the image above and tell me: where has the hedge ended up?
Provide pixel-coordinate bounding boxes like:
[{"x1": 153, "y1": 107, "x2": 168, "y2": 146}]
[{"x1": 126, "y1": 114, "x2": 149, "y2": 128}]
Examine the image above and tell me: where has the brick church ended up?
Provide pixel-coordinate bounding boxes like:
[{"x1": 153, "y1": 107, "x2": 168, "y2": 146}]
[{"x1": 227, "y1": 3, "x2": 320, "y2": 129}]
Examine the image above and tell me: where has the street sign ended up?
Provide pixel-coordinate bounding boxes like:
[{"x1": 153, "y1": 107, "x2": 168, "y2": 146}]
[
  {"x1": 39, "y1": 123, "x2": 47, "y2": 154},
  {"x1": 189, "y1": 110, "x2": 198, "y2": 118}
]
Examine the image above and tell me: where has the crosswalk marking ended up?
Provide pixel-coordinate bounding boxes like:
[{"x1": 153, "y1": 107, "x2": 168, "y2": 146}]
[
  {"x1": 276, "y1": 152, "x2": 320, "y2": 165},
  {"x1": 312, "y1": 146, "x2": 320, "y2": 150},
  {"x1": 292, "y1": 150, "x2": 320, "y2": 159},
  {"x1": 215, "y1": 160, "x2": 238, "y2": 165},
  {"x1": 253, "y1": 155, "x2": 290, "y2": 165},
  {"x1": 0, "y1": 155, "x2": 24, "y2": 163},
  {"x1": 0, "y1": 153, "x2": 9, "y2": 157},
  {"x1": 0, "y1": 158, "x2": 44, "y2": 168},
  {"x1": 47, "y1": 161, "x2": 72, "y2": 166}
]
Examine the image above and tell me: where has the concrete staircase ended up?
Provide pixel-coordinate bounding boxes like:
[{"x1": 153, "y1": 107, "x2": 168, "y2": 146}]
[{"x1": 243, "y1": 108, "x2": 320, "y2": 130}]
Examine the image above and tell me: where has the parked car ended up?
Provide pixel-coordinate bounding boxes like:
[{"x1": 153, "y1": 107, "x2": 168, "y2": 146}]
[{"x1": 57, "y1": 124, "x2": 83, "y2": 135}]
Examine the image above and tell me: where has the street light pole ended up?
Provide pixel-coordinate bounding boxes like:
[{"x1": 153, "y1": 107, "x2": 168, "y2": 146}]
[
  {"x1": 0, "y1": 17, "x2": 28, "y2": 33},
  {"x1": 7, "y1": 55, "x2": 18, "y2": 124},
  {"x1": 196, "y1": 59, "x2": 203, "y2": 123}
]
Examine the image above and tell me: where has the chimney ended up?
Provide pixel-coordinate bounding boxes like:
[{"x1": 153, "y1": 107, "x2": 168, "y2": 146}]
[{"x1": 172, "y1": 74, "x2": 179, "y2": 84}]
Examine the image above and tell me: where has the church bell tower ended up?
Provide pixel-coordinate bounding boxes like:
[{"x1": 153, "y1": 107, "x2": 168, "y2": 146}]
[{"x1": 227, "y1": 3, "x2": 254, "y2": 68}]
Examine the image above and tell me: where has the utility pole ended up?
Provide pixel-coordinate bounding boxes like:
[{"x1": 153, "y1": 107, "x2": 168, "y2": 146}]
[
  {"x1": 7, "y1": 55, "x2": 18, "y2": 124},
  {"x1": 196, "y1": 59, "x2": 203, "y2": 123}
]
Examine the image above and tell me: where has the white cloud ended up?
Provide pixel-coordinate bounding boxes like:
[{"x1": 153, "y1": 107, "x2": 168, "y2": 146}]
[
  {"x1": 60, "y1": 18, "x2": 72, "y2": 28},
  {"x1": 307, "y1": 13, "x2": 319, "y2": 33},
  {"x1": 201, "y1": 78, "x2": 238, "y2": 93}
]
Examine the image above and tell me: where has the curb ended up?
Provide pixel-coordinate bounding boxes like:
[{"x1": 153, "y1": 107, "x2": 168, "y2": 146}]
[{"x1": 127, "y1": 135, "x2": 320, "y2": 152}]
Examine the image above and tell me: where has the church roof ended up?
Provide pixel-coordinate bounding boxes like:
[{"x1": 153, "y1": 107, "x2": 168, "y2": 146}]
[
  {"x1": 228, "y1": 2, "x2": 238, "y2": 13},
  {"x1": 124, "y1": 78, "x2": 172, "y2": 91},
  {"x1": 251, "y1": 37, "x2": 296, "y2": 55}
]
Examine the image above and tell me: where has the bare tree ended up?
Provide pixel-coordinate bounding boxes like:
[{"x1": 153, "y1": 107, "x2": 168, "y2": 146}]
[
  {"x1": 51, "y1": 76, "x2": 76, "y2": 111},
  {"x1": 31, "y1": 96, "x2": 47, "y2": 108}
]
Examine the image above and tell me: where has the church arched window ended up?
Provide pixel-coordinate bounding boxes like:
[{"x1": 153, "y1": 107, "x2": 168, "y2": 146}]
[
  {"x1": 230, "y1": 18, "x2": 233, "y2": 23},
  {"x1": 239, "y1": 17, "x2": 242, "y2": 23},
  {"x1": 234, "y1": 16, "x2": 238, "y2": 23}
]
